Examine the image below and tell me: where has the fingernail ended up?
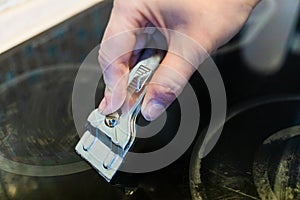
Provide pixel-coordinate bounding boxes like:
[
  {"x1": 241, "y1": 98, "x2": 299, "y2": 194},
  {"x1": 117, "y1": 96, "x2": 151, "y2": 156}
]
[
  {"x1": 143, "y1": 101, "x2": 165, "y2": 121},
  {"x1": 98, "y1": 98, "x2": 107, "y2": 113}
]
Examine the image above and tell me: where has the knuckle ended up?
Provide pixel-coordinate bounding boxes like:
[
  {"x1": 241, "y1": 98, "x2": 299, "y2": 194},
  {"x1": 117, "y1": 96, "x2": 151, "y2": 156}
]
[
  {"x1": 98, "y1": 48, "x2": 110, "y2": 70},
  {"x1": 147, "y1": 83, "x2": 178, "y2": 105}
]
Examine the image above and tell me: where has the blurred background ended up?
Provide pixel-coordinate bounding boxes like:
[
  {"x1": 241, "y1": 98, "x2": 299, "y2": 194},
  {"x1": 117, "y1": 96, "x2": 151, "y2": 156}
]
[{"x1": 0, "y1": 0, "x2": 300, "y2": 199}]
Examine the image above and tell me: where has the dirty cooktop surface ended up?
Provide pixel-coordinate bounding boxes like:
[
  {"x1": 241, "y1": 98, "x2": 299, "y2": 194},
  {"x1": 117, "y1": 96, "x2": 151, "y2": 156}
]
[{"x1": 0, "y1": 65, "x2": 191, "y2": 200}]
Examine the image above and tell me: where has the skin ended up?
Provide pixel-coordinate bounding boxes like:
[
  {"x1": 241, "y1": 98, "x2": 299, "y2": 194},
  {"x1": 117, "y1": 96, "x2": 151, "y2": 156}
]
[{"x1": 98, "y1": 0, "x2": 261, "y2": 121}]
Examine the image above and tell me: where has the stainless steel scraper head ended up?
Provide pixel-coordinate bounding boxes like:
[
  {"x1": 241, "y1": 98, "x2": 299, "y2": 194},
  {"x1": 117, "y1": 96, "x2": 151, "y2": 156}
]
[{"x1": 75, "y1": 49, "x2": 164, "y2": 182}]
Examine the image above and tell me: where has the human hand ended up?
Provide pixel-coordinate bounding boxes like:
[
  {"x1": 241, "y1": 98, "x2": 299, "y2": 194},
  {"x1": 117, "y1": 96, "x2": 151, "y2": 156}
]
[{"x1": 98, "y1": 0, "x2": 260, "y2": 121}]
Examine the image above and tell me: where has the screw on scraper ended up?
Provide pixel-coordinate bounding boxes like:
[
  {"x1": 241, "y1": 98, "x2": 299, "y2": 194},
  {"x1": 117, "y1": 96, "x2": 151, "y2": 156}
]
[
  {"x1": 105, "y1": 112, "x2": 120, "y2": 128},
  {"x1": 75, "y1": 49, "x2": 165, "y2": 182}
]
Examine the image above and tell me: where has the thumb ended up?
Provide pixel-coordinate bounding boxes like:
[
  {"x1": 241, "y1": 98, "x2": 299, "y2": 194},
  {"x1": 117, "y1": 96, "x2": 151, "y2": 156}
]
[
  {"x1": 141, "y1": 38, "x2": 208, "y2": 121},
  {"x1": 141, "y1": 53, "x2": 193, "y2": 121}
]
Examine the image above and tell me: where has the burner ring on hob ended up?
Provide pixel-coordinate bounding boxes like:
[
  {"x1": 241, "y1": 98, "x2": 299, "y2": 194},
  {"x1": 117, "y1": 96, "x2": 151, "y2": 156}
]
[
  {"x1": 190, "y1": 95, "x2": 300, "y2": 200},
  {"x1": 0, "y1": 65, "x2": 105, "y2": 176},
  {"x1": 253, "y1": 125, "x2": 300, "y2": 200}
]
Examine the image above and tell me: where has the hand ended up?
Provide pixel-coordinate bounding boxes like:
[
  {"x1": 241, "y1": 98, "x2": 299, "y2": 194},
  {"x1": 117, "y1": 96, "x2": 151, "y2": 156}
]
[{"x1": 98, "y1": 0, "x2": 260, "y2": 121}]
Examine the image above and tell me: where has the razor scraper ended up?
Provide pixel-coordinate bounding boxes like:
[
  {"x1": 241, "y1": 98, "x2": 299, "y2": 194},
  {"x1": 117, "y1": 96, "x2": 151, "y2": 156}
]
[{"x1": 75, "y1": 49, "x2": 164, "y2": 182}]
